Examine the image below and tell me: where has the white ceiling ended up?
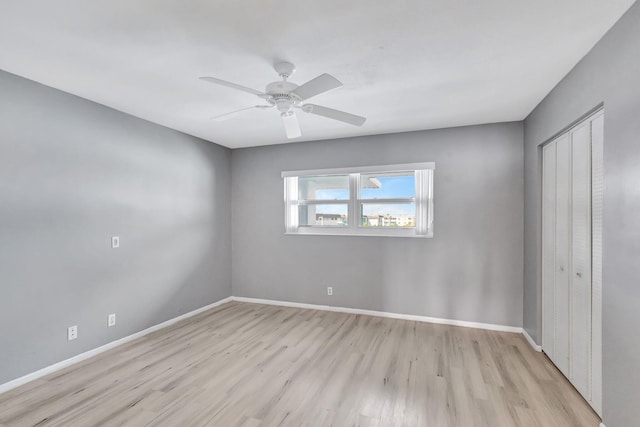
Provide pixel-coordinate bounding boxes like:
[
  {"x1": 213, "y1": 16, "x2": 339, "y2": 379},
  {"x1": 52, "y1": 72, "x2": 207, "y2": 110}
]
[{"x1": 0, "y1": 1, "x2": 635, "y2": 148}]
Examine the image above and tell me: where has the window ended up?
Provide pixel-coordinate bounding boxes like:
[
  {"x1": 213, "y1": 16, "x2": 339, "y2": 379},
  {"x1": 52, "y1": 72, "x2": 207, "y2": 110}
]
[
  {"x1": 297, "y1": 175, "x2": 349, "y2": 227},
  {"x1": 282, "y1": 163, "x2": 434, "y2": 237}
]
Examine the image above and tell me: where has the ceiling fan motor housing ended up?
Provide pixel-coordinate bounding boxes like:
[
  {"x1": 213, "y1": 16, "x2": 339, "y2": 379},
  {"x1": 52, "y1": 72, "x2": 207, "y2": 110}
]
[{"x1": 266, "y1": 81, "x2": 300, "y2": 112}]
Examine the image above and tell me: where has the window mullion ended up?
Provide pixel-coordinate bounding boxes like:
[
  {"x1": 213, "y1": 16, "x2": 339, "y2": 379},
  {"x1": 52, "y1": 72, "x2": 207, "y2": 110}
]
[
  {"x1": 298, "y1": 200, "x2": 349, "y2": 205},
  {"x1": 359, "y1": 198, "x2": 415, "y2": 204},
  {"x1": 349, "y1": 173, "x2": 359, "y2": 231}
]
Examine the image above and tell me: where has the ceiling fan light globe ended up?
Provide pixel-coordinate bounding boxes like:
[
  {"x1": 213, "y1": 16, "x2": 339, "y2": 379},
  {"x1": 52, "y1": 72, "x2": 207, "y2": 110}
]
[{"x1": 276, "y1": 99, "x2": 292, "y2": 113}]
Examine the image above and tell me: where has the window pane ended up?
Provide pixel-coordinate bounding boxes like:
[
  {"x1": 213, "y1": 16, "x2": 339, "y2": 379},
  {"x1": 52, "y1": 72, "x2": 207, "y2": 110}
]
[
  {"x1": 298, "y1": 175, "x2": 349, "y2": 201},
  {"x1": 299, "y1": 204, "x2": 348, "y2": 227},
  {"x1": 361, "y1": 203, "x2": 415, "y2": 227},
  {"x1": 360, "y1": 172, "x2": 415, "y2": 199}
]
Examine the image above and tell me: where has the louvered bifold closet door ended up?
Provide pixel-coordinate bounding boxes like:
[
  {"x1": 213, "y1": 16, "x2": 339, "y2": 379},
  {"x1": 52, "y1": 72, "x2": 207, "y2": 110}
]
[
  {"x1": 553, "y1": 133, "x2": 572, "y2": 378},
  {"x1": 591, "y1": 112, "x2": 604, "y2": 416},
  {"x1": 541, "y1": 110, "x2": 602, "y2": 416},
  {"x1": 542, "y1": 142, "x2": 557, "y2": 362},
  {"x1": 570, "y1": 121, "x2": 593, "y2": 401}
]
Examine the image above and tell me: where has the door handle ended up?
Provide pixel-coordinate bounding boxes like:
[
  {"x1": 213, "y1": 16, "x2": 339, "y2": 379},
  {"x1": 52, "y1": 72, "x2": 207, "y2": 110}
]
[{"x1": 576, "y1": 272, "x2": 582, "y2": 278}]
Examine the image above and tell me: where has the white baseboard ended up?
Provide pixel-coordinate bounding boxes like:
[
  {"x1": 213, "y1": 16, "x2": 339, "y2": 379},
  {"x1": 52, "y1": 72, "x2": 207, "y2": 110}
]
[
  {"x1": 522, "y1": 329, "x2": 542, "y2": 352},
  {"x1": 0, "y1": 295, "x2": 534, "y2": 396},
  {"x1": 0, "y1": 296, "x2": 233, "y2": 395},
  {"x1": 231, "y1": 296, "x2": 523, "y2": 333}
]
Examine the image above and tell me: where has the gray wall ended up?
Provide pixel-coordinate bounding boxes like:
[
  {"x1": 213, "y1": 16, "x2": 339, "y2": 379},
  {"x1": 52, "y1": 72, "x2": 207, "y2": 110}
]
[
  {"x1": 0, "y1": 70, "x2": 232, "y2": 385},
  {"x1": 232, "y1": 123, "x2": 524, "y2": 327},
  {"x1": 523, "y1": 3, "x2": 640, "y2": 426}
]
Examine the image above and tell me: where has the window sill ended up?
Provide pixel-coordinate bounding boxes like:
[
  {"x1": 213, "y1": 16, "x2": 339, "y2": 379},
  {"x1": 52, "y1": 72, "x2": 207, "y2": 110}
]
[{"x1": 284, "y1": 231, "x2": 433, "y2": 239}]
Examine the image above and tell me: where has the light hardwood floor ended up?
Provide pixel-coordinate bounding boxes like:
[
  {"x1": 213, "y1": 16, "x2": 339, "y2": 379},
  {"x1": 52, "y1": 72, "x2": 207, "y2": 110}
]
[{"x1": 0, "y1": 301, "x2": 600, "y2": 426}]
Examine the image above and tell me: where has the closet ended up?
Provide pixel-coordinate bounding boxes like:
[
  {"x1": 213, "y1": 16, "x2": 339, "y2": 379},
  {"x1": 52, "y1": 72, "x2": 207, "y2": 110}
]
[{"x1": 542, "y1": 109, "x2": 603, "y2": 415}]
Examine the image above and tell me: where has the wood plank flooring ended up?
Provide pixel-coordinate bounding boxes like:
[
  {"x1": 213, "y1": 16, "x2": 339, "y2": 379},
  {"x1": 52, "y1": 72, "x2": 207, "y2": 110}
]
[{"x1": 0, "y1": 301, "x2": 600, "y2": 426}]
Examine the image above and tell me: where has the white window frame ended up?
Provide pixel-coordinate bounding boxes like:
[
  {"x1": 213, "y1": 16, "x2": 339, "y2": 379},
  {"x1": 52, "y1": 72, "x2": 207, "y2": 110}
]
[{"x1": 282, "y1": 162, "x2": 434, "y2": 238}]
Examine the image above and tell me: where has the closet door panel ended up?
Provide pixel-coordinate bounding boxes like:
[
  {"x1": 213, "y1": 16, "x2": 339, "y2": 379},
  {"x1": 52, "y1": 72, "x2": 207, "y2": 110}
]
[
  {"x1": 591, "y1": 112, "x2": 604, "y2": 415},
  {"x1": 570, "y1": 123, "x2": 593, "y2": 399},
  {"x1": 554, "y1": 133, "x2": 571, "y2": 377},
  {"x1": 542, "y1": 142, "x2": 557, "y2": 358}
]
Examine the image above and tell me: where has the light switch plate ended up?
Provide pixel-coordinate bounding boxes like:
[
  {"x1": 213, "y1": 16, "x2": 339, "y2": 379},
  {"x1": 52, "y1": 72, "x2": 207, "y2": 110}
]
[
  {"x1": 111, "y1": 236, "x2": 120, "y2": 249},
  {"x1": 108, "y1": 313, "x2": 116, "y2": 327}
]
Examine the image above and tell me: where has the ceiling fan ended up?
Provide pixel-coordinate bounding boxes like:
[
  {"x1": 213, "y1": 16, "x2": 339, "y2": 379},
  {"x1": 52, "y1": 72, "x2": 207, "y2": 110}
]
[{"x1": 200, "y1": 62, "x2": 366, "y2": 139}]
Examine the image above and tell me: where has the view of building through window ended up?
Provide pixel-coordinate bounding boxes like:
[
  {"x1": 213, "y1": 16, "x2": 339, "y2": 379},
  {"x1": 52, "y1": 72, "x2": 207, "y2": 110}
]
[
  {"x1": 300, "y1": 204, "x2": 348, "y2": 226},
  {"x1": 361, "y1": 203, "x2": 415, "y2": 227}
]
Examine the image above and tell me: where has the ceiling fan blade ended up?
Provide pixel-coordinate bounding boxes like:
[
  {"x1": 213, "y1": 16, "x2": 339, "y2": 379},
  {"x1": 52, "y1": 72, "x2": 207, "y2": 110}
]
[
  {"x1": 291, "y1": 73, "x2": 343, "y2": 101},
  {"x1": 212, "y1": 105, "x2": 272, "y2": 121},
  {"x1": 200, "y1": 76, "x2": 265, "y2": 96},
  {"x1": 281, "y1": 112, "x2": 302, "y2": 139},
  {"x1": 301, "y1": 104, "x2": 366, "y2": 126}
]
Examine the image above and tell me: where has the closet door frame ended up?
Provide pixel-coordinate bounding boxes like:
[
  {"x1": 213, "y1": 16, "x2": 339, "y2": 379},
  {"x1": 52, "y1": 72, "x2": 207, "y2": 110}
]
[{"x1": 540, "y1": 108, "x2": 603, "y2": 416}]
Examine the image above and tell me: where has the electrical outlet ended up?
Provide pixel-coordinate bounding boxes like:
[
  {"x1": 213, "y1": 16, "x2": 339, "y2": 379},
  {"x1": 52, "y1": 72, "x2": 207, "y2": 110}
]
[
  {"x1": 67, "y1": 325, "x2": 78, "y2": 341},
  {"x1": 111, "y1": 236, "x2": 120, "y2": 249},
  {"x1": 108, "y1": 313, "x2": 116, "y2": 327},
  {"x1": 327, "y1": 287, "x2": 333, "y2": 296}
]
